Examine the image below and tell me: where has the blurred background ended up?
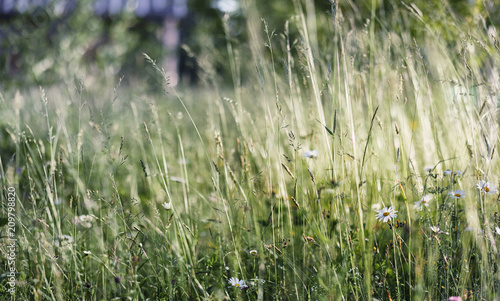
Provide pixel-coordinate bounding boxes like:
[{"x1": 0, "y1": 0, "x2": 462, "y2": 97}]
[{"x1": 0, "y1": 0, "x2": 497, "y2": 89}]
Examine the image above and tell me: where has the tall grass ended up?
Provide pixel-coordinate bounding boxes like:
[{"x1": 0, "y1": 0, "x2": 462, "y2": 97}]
[{"x1": 1, "y1": 1, "x2": 499, "y2": 300}]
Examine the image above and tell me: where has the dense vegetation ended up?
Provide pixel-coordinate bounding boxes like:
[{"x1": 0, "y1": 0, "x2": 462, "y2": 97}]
[{"x1": 1, "y1": 0, "x2": 499, "y2": 300}]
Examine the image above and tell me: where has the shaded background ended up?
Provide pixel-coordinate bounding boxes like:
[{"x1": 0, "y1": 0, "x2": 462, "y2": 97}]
[{"x1": 0, "y1": 0, "x2": 497, "y2": 89}]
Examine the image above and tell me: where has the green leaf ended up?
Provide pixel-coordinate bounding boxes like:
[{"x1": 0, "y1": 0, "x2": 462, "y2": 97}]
[{"x1": 316, "y1": 119, "x2": 335, "y2": 137}]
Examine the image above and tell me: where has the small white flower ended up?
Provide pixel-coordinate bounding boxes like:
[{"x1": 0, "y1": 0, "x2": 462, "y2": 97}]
[
  {"x1": 83, "y1": 250, "x2": 92, "y2": 256},
  {"x1": 430, "y1": 226, "x2": 440, "y2": 233},
  {"x1": 249, "y1": 250, "x2": 258, "y2": 256},
  {"x1": 476, "y1": 180, "x2": 498, "y2": 195},
  {"x1": 302, "y1": 150, "x2": 318, "y2": 158},
  {"x1": 495, "y1": 226, "x2": 500, "y2": 236},
  {"x1": 229, "y1": 277, "x2": 247, "y2": 289},
  {"x1": 162, "y1": 202, "x2": 172, "y2": 210},
  {"x1": 430, "y1": 226, "x2": 448, "y2": 235},
  {"x1": 79, "y1": 215, "x2": 94, "y2": 223},
  {"x1": 448, "y1": 190, "x2": 466, "y2": 199},
  {"x1": 57, "y1": 234, "x2": 74, "y2": 247},
  {"x1": 60, "y1": 234, "x2": 74, "y2": 242},
  {"x1": 73, "y1": 215, "x2": 94, "y2": 228},
  {"x1": 80, "y1": 215, "x2": 94, "y2": 228},
  {"x1": 414, "y1": 194, "x2": 433, "y2": 211},
  {"x1": 375, "y1": 206, "x2": 398, "y2": 223}
]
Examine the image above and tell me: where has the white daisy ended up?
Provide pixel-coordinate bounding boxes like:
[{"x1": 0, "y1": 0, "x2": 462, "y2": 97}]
[
  {"x1": 73, "y1": 215, "x2": 94, "y2": 228},
  {"x1": 228, "y1": 277, "x2": 247, "y2": 289},
  {"x1": 448, "y1": 190, "x2": 466, "y2": 199},
  {"x1": 495, "y1": 226, "x2": 500, "y2": 236},
  {"x1": 476, "y1": 180, "x2": 498, "y2": 195},
  {"x1": 375, "y1": 206, "x2": 398, "y2": 223},
  {"x1": 302, "y1": 150, "x2": 318, "y2": 158},
  {"x1": 430, "y1": 226, "x2": 448, "y2": 235},
  {"x1": 83, "y1": 250, "x2": 92, "y2": 256},
  {"x1": 249, "y1": 250, "x2": 258, "y2": 256},
  {"x1": 60, "y1": 234, "x2": 74, "y2": 243},
  {"x1": 57, "y1": 234, "x2": 74, "y2": 247},
  {"x1": 414, "y1": 194, "x2": 433, "y2": 211},
  {"x1": 430, "y1": 226, "x2": 440, "y2": 233},
  {"x1": 162, "y1": 202, "x2": 172, "y2": 210}
]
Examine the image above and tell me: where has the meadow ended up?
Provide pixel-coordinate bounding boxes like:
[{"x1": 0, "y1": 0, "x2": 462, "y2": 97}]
[{"x1": 1, "y1": 1, "x2": 499, "y2": 300}]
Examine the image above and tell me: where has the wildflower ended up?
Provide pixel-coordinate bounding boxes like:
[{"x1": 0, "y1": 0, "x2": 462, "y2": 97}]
[
  {"x1": 414, "y1": 194, "x2": 432, "y2": 210},
  {"x1": 302, "y1": 150, "x2": 318, "y2": 158},
  {"x1": 79, "y1": 215, "x2": 94, "y2": 222},
  {"x1": 448, "y1": 190, "x2": 466, "y2": 199},
  {"x1": 73, "y1": 215, "x2": 94, "y2": 228},
  {"x1": 476, "y1": 180, "x2": 498, "y2": 195},
  {"x1": 60, "y1": 234, "x2": 73, "y2": 243},
  {"x1": 162, "y1": 202, "x2": 172, "y2": 210},
  {"x1": 448, "y1": 296, "x2": 463, "y2": 301},
  {"x1": 430, "y1": 226, "x2": 448, "y2": 235},
  {"x1": 56, "y1": 234, "x2": 74, "y2": 247},
  {"x1": 444, "y1": 170, "x2": 463, "y2": 177},
  {"x1": 229, "y1": 277, "x2": 247, "y2": 289},
  {"x1": 375, "y1": 206, "x2": 398, "y2": 223},
  {"x1": 495, "y1": 226, "x2": 500, "y2": 236},
  {"x1": 249, "y1": 250, "x2": 258, "y2": 256},
  {"x1": 83, "y1": 250, "x2": 92, "y2": 256}
]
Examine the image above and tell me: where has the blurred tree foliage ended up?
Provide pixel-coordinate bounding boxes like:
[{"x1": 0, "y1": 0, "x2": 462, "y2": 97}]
[{"x1": 0, "y1": 0, "x2": 497, "y2": 89}]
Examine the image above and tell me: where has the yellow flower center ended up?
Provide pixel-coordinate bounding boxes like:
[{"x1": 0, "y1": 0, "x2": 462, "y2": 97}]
[
  {"x1": 422, "y1": 200, "x2": 427, "y2": 204},
  {"x1": 235, "y1": 283, "x2": 240, "y2": 287},
  {"x1": 383, "y1": 212, "x2": 390, "y2": 216},
  {"x1": 455, "y1": 193, "x2": 461, "y2": 197},
  {"x1": 484, "y1": 187, "x2": 490, "y2": 192}
]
